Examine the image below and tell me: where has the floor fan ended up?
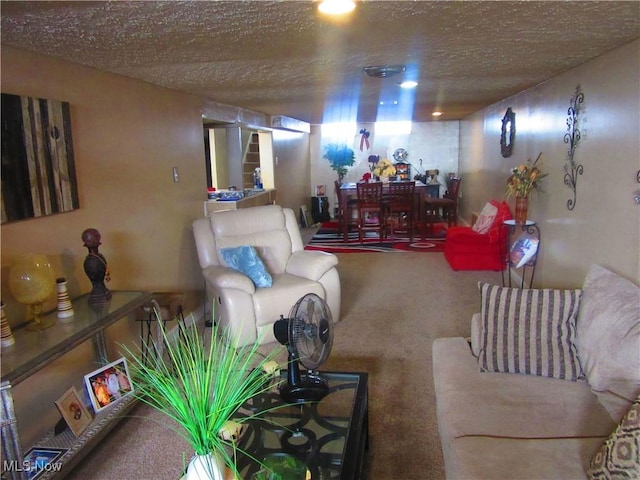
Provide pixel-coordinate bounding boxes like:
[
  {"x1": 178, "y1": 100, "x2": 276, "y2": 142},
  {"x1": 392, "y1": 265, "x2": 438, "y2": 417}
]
[{"x1": 273, "y1": 293, "x2": 334, "y2": 403}]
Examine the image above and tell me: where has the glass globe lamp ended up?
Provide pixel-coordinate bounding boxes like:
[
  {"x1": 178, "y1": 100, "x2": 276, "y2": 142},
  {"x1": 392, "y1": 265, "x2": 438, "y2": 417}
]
[{"x1": 8, "y1": 254, "x2": 56, "y2": 331}]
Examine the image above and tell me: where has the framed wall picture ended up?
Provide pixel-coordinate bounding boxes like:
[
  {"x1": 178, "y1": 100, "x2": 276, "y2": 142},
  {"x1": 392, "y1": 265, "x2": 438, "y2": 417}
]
[
  {"x1": 54, "y1": 387, "x2": 93, "y2": 437},
  {"x1": 1, "y1": 93, "x2": 79, "y2": 224},
  {"x1": 83, "y1": 357, "x2": 134, "y2": 413},
  {"x1": 315, "y1": 185, "x2": 326, "y2": 197}
]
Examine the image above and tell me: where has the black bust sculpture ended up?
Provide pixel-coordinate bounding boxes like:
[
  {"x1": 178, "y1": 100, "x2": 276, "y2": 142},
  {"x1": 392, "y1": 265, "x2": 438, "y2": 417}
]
[{"x1": 82, "y1": 228, "x2": 112, "y2": 305}]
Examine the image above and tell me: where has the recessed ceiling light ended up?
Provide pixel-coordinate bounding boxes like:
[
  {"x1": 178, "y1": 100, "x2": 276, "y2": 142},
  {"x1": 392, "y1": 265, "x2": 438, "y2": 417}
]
[
  {"x1": 318, "y1": 0, "x2": 356, "y2": 15},
  {"x1": 399, "y1": 80, "x2": 418, "y2": 89},
  {"x1": 363, "y1": 65, "x2": 406, "y2": 78},
  {"x1": 432, "y1": 111, "x2": 443, "y2": 117}
]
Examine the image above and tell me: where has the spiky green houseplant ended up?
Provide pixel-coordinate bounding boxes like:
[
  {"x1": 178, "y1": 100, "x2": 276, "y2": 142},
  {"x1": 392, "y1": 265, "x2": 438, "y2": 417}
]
[{"x1": 121, "y1": 310, "x2": 284, "y2": 479}]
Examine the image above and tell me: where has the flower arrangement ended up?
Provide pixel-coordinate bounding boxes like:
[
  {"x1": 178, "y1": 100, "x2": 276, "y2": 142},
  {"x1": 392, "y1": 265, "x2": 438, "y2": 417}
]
[
  {"x1": 372, "y1": 158, "x2": 396, "y2": 177},
  {"x1": 506, "y1": 153, "x2": 547, "y2": 198}
]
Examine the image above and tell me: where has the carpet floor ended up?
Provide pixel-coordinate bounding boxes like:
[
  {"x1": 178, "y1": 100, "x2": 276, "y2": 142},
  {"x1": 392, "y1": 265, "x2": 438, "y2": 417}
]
[
  {"x1": 305, "y1": 221, "x2": 447, "y2": 254},
  {"x1": 66, "y1": 252, "x2": 503, "y2": 480}
]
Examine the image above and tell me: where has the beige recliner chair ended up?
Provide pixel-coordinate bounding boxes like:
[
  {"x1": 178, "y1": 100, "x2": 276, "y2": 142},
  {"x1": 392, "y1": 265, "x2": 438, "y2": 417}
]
[{"x1": 193, "y1": 204, "x2": 341, "y2": 346}]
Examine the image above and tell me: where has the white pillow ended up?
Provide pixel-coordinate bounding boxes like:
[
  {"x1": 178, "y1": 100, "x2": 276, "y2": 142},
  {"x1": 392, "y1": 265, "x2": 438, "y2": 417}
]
[
  {"x1": 576, "y1": 264, "x2": 640, "y2": 422},
  {"x1": 472, "y1": 202, "x2": 498, "y2": 234}
]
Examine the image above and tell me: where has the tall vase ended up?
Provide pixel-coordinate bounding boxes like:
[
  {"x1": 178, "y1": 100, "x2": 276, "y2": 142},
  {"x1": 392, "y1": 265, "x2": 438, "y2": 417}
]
[
  {"x1": 56, "y1": 277, "x2": 74, "y2": 320},
  {"x1": 185, "y1": 453, "x2": 226, "y2": 480},
  {"x1": 1, "y1": 301, "x2": 15, "y2": 348},
  {"x1": 515, "y1": 196, "x2": 529, "y2": 224}
]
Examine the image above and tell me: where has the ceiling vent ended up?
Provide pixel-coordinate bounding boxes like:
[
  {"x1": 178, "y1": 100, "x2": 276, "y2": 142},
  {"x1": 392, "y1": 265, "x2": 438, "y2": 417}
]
[{"x1": 362, "y1": 65, "x2": 406, "y2": 78}]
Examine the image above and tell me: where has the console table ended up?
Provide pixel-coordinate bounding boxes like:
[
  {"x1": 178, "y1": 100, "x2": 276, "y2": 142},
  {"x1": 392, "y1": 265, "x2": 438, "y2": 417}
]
[
  {"x1": 203, "y1": 188, "x2": 277, "y2": 216},
  {"x1": 0, "y1": 290, "x2": 153, "y2": 480}
]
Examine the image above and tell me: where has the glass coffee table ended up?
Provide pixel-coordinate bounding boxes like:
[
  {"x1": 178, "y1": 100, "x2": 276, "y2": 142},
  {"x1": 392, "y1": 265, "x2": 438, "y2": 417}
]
[{"x1": 233, "y1": 371, "x2": 369, "y2": 480}]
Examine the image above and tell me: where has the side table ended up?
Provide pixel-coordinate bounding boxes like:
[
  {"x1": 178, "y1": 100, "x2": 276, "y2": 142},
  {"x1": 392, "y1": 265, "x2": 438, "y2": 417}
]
[
  {"x1": 502, "y1": 220, "x2": 541, "y2": 289},
  {"x1": 135, "y1": 292, "x2": 185, "y2": 364},
  {"x1": 311, "y1": 196, "x2": 330, "y2": 223}
]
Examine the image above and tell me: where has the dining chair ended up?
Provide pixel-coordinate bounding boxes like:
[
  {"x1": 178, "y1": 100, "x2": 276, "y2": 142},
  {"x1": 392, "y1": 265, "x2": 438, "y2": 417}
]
[
  {"x1": 385, "y1": 181, "x2": 416, "y2": 241},
  {"x1": 334, "y1": 180, "x2": 358, "y2": 231},
  {"x1": 425, "y1": 177, "x2": 462, "y2": 229},
  {"x1": 356, "y1": 181, "x2": 384, "y2": 243}
]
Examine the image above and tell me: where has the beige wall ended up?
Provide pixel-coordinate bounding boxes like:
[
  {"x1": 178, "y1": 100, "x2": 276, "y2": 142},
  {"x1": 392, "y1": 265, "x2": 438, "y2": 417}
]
[
  {"x1": 459, "y1": 39, "x2": 640, "y2": 287},
  {"x1": 1, "y1": 46, "x2": 216, "y2": 447},
  {"x1": 272, "y1": 130, "x2": 311, "y2": 214},
  {"x1": 1, "y1": 46, "x2": 210, "y2": 323}
]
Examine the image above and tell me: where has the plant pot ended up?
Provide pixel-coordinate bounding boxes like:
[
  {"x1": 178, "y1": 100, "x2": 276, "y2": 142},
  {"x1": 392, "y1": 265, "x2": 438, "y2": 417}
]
[
  {"x1": 185, "y1": 453, "x2": 226, "y2": 480},
  {"x1": 515, "y1": 196, "x2": 528, "y2": 224}
]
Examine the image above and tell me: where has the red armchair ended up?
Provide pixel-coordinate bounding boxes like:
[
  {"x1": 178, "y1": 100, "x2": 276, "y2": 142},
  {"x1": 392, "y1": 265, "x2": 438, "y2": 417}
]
[{"x1": 444, "y1": 200, "x2": 512, "y2": 271}]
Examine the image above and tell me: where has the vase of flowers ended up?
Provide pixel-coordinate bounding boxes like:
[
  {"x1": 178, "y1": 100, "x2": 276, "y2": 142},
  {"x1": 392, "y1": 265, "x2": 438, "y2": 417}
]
[
  {"x1": 514, "y1": 196, "x2": 529, "y2": 224},
  {"x1": 372, "y1": 159, "x2": 396, "y2": 182},
  {"x1": 121, "y1": 306, "x2": 284, "y2": 479},
  {"x1": 506, "y1": 153, "x2": 547, "y2": 223}
]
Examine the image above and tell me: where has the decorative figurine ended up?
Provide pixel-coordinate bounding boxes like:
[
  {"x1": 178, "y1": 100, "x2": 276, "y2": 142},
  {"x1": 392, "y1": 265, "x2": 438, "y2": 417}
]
[{"x1": 82, "y1": 228, "x2": 112, "y2": 305}]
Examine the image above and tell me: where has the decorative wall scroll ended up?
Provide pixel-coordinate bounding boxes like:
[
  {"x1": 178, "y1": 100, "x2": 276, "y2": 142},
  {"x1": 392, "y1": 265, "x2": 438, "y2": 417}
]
[
  {"x1": 563, "y1": 85, "x2": 585, "y2": 210},
  {"x1": 1, "y1": 93, "x2": 79, "y2": 224}
]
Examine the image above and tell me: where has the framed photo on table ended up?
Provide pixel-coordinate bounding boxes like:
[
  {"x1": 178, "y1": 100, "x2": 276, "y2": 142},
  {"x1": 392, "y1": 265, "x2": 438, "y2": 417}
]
[
  {"x1": 55, "y1": 387, "x2": 93, "y2": 437},
  {"x1": 510, "y1": 233, "x2": 539, "y2": 268},
  {"x1": 84, "y1": 357, "x2": 134, "y2": 413},
  {"x1": 23, "y1": 447, "x2": 68, "y2": 480}
]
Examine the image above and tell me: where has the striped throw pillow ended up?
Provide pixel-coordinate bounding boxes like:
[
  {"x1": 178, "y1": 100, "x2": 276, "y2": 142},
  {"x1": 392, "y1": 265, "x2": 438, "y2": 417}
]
[{"x1": 478, "y1": 283, "x2": 584, "y2": 381}]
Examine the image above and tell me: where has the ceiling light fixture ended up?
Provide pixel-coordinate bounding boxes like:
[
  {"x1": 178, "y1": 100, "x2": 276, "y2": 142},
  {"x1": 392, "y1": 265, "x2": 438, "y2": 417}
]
[
  {"x1": 432, "y1": 111, "x2": 443, "y2": 117},
  {"x1": 363, "y1": 65, "x2": 406, "y2": 78},
  {"x1": 399, "y1": 80, "x2": 418, "y2": 89},
  {"x1": 318, "y1": 0, "x2": 356, "y2": 15}
]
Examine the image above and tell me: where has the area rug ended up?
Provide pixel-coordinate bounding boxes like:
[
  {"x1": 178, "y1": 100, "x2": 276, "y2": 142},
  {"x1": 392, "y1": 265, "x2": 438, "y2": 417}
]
[{"x1": 305, "y1": 221, "x2": 447, "y2": 253}]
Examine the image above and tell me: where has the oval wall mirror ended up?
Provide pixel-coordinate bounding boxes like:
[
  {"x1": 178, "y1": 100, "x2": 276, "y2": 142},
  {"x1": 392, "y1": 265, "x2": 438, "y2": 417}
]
[{"x1": 500, "y1": 107, "x2": 516, "y2": 158}]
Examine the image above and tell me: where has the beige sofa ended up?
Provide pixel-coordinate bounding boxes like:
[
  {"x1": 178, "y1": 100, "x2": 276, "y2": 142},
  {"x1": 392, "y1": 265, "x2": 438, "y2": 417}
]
[
  {"x1": 433, "y1": 264, "x2": 640, "y2": 479},
  {"x1": 193, "y1": 205, "x2": 341, "y2": 346}
]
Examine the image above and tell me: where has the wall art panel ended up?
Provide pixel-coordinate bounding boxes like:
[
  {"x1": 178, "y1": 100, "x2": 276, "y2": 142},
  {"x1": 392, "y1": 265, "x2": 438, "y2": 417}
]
[{"x1": 1, "y1": 93, "x2": 79, "y2": 223}]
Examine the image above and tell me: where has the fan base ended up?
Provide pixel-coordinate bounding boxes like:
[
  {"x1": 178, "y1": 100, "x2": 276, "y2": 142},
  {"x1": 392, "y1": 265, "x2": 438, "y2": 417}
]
[{"x1": 279, "y1": 373, "x2": 329, "y2": 404}]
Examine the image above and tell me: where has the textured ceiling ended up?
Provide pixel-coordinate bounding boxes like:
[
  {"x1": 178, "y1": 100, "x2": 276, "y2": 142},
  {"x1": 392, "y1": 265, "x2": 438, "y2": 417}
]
[{"x1": 2, "y1": 1, "x2": 639, "y2": 124}]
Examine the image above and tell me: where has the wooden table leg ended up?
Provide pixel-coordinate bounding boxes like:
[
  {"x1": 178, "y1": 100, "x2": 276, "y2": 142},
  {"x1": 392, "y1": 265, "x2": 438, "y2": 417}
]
[
  {"x1": 418, "y1": 189, "x2": 426, "y2": 239},
  {"x1": 341, "y1": 189, "x2": 348, "y2": 241}
]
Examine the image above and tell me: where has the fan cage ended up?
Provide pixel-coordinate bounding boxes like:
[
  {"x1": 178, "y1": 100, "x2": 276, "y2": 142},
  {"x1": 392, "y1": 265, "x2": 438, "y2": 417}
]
[{"x1": 288, "y1": 294, "x2": 333, "y2": 371}]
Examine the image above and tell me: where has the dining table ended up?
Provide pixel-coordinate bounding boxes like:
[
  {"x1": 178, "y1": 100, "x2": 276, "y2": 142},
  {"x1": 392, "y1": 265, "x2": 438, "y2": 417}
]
[{"x1": 338, "y1": 180, "x2": 440, "y2": 240}]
